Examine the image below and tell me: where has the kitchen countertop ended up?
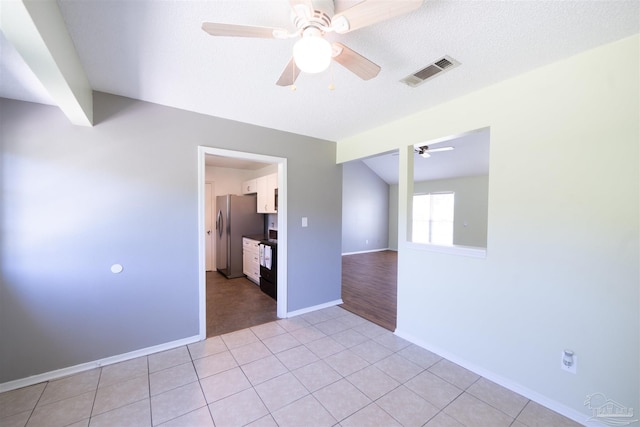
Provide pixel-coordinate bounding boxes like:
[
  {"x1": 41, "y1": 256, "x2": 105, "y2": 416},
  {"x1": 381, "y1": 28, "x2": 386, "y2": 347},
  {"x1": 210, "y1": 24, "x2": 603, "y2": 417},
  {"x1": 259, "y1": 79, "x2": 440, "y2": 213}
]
[
  {"x1": 244, "y1": 234, "x2": 277, "y2": 245},
  {"x1": 244, "y1": 234, "x2": 268, "y2": 242}
]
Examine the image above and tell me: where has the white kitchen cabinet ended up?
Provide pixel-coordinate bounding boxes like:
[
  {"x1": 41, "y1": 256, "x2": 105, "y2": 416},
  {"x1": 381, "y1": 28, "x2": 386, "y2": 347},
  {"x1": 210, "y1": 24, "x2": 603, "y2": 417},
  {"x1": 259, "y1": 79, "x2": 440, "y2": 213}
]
[
  {"x1": 242, "y1": 237, "x2": 260, "y2": 284},
  {"x1": 257, "y1": 173, "x2": 277, "y2": 214},
  {"x1": 242, "y1": 179, "x2": 257, "y2": 194}
]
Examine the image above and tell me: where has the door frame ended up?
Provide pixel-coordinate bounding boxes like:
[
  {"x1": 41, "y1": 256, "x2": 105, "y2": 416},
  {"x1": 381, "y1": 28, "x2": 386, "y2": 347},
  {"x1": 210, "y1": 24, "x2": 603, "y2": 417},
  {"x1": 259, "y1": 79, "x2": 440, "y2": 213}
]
[
  {"x1": 197, "y1": 146, "x2": 288, "y2": 339},
  {"x1": 205, "y1": 181, "x2": 215, "y2": 271}
]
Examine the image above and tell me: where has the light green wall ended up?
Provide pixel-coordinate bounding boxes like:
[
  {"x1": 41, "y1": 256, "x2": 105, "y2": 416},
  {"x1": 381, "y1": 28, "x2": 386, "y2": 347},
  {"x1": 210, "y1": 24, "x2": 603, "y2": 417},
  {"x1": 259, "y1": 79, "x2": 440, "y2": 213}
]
[{"x1": 337, "y1": 35, "x2": 639, "y2": 422}]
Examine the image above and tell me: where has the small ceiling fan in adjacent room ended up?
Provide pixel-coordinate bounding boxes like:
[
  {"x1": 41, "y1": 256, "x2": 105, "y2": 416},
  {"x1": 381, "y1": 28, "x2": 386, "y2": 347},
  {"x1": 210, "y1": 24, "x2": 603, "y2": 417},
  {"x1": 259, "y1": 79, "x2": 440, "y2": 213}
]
[
  {"x1": 415, "y1": 145, "x2": 454, "y2": 158},
  {"x1": 201, "y1": 0, "x2": 424, "y2": 87},
  {"x1": 392, "y1": 145, "x2": 455, "y2": 158}
]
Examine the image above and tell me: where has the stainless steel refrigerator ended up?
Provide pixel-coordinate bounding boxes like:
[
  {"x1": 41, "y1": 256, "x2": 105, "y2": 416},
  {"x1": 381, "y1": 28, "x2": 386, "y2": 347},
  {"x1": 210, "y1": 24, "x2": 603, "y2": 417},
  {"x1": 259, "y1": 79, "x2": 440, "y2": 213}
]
[{"x1": 215, "y1": 194, "x2": 264, "y2": 279}]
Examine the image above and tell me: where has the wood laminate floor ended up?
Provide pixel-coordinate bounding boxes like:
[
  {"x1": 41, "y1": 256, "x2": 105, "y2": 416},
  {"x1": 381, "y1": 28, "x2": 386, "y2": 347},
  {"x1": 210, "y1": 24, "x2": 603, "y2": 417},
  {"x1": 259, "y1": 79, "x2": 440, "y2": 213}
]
[
  {"x1": 207, "y1": 249, "x2": 397, "y2": 337},
  {"x1": 340, "y1": 250, "x2": 398, "y2": 331},
  {"x1": 206, "y1": 271, "x2": 277, "y2": 337}
]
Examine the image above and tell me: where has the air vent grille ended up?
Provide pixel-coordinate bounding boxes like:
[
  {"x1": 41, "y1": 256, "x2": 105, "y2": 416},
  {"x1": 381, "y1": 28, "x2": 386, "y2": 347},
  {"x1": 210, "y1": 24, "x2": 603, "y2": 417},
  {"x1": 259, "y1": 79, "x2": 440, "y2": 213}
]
[
  {"x1": 400, "y1": 56, "x2": 460, "y2": 88},
  {"x1": 434, "y1": 58, "x2": 454, "y2": 69},
  {"x1": 414, "y1": 65, "x2": 442, "y2": 81}
]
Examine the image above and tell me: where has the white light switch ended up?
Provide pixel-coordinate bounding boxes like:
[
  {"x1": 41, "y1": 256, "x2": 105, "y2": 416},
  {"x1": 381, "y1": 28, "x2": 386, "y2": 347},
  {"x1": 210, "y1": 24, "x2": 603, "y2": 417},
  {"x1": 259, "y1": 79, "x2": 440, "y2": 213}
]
[{"x1": 302, "y1": 217, "x2": 308, "y2": 227}]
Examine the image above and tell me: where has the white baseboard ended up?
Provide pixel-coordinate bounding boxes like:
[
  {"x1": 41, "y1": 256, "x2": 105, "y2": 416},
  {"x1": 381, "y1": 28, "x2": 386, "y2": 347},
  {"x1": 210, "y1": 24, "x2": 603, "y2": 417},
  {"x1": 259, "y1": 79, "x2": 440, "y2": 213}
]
[
  {"x1": 286, "y1": 299, "x2": 344, "y2": 318},
  {"x1": 0, "y1": 334, "x2": 202, "y2": 393},
  {"x1": 394, "y1": 329, "x2": 600, "y2": 427},
  {"x1": 342, "y1": 248, "x2": 393, "y2": 256}
]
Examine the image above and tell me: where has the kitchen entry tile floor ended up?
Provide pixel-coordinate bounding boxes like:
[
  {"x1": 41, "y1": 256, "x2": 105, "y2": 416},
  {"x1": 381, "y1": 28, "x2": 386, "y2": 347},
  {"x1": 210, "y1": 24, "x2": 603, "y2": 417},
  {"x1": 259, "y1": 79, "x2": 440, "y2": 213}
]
[
  {"x1": 206, "y1": 271, "x2": 277, "y2": 337},
  {"x1": 0, "y1": 307, "x2": 583, "y2": 427}
]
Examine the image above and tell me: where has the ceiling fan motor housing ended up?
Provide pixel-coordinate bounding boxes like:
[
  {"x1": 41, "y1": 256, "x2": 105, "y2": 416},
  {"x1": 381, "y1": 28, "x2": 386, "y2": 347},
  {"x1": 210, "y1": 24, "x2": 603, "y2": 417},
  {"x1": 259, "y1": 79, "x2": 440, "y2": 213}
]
[
  {"x1": 292, "y1": 0, "x2": 335, "y2": 32},
  {"x1": 202, "y1": 0, "x2": 420, "y2": 85}
]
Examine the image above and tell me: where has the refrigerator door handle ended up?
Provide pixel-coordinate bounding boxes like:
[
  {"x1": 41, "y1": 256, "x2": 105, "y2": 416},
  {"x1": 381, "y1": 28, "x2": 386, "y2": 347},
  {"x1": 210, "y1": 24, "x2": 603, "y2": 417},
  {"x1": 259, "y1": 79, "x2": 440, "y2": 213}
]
[{"x1": 216, "y1": 210, "x2": 223, "y2": 238}]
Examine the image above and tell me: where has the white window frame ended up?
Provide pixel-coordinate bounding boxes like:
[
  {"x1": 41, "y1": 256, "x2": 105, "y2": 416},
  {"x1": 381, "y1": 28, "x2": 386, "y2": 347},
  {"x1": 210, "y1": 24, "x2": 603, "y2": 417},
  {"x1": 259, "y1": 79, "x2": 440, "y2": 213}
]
[{"x1": 412, "y1": 192, "x2": 455, "y2": 245}]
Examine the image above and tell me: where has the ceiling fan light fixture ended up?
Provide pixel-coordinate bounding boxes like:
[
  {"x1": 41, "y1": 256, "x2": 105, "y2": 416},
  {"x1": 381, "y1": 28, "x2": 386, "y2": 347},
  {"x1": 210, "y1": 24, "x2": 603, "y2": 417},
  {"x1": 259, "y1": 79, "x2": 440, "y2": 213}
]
[{"x1": 293, "y1": 31, "x2": 332, "y2": 74}]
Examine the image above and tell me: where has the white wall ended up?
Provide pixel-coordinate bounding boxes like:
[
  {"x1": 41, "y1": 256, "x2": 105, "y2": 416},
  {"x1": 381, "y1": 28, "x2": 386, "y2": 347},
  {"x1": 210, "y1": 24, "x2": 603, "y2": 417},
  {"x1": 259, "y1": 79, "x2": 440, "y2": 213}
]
[
  {"x1": 249, "y1": 164, "x2": 279, "y2": 179},
  {"x1": 336, "y1": 35, "x2": 639, "y2": 422},
  {"x1": 205, "y1": 165, "x2": 254, "y2": 196}
]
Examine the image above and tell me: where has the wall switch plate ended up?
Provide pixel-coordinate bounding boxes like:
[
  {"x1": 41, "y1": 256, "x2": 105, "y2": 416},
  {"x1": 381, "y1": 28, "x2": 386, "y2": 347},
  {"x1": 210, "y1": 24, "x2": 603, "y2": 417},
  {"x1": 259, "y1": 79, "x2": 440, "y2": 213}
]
[{"x1": 302, "y1": 217, "x2": 308, "y2": 227}]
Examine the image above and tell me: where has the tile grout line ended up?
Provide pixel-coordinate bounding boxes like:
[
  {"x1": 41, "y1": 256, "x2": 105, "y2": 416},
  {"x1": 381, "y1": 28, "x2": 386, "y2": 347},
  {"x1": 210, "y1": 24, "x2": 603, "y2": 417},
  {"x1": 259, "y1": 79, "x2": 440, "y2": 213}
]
[
  {"x1": 147, "y1": 355, "x2": 154, "y2": 427},
  {"x1": 1, "y1": 308, "x2": 577, "y2": 427},
  {"x1": 465, "y1": 377, "x2": 531, "y2": 424},
  {"x1": 201, "y1": 333, "x2": 276, "y2": 425},
  {"x1": 87, "y1": 366, "x2": 103, "y2": 424},
  {"x1": 251, "y1": 331, "x2": 306, "y2": 424},
  {"x1": 187, "y1": 344, "x2": 216, "y2": 427},
  {"x1": 241, "y1": 321, "x2": 438, "y2": 425},
  {"x1": 278, "y1": 322, "x2": 391, "y2": 424},
  {"x1": 345, "y1": 353, "x2": 450, "y2": 427},
  {"x1": 23, "y1": 379, "x2": 47, "y2": 427},
  {"x1": 509, "y1": 399, "x2": 533, "y2": 427}
]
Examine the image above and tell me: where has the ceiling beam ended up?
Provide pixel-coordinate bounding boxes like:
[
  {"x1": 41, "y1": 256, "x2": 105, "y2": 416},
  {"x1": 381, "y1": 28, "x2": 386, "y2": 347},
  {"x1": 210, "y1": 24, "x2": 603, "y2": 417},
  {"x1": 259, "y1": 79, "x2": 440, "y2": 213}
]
[{"x1": 0, "y1": 0, "x2": 93, "y2": 126}]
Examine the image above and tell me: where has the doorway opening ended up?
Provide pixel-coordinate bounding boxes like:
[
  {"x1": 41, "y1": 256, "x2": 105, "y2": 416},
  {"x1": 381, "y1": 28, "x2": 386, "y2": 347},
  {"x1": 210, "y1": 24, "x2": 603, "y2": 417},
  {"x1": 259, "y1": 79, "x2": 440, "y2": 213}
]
[
  {"x1": 341, "y1": 153, "x2": 399, "y2": 331},
  {"x1": 197, "y1": 147, "x2": 288, "y2": 340}
]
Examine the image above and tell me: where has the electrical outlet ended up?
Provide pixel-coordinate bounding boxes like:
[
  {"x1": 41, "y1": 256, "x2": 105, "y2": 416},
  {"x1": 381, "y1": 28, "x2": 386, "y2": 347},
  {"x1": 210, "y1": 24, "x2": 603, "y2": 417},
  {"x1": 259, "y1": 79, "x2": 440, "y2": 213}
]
[
  {"x1": 366, "y1": 239, "x2": 369, "y2": 244},
  {"x1": 561, "y1": 350, "x2": 577, "y2": 374}
]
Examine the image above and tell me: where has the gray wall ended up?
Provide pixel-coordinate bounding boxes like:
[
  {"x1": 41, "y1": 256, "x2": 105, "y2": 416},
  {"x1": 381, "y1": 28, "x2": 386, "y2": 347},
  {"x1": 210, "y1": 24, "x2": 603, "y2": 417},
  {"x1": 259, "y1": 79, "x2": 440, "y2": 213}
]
[
  {"x1": 414, "y1": 175, "x2": 489, "y2": 247},
  {"x1": 342, "y1": 161, "x2": 389, "y2": 253},
  {"x1": 0, "y1": 93, "x2": 342, "y2": 383}
]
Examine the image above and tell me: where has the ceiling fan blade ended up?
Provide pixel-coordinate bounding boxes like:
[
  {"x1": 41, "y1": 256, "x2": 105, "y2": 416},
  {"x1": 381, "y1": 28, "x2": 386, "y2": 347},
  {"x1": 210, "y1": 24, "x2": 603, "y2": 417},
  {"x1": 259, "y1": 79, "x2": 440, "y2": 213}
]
[
  {"x1": 332, "y1": 43, "x2": 381, "y2": 80},
  {"x1": 202, "y1": 22, "x2": 286, "y2": 39},
  {"x1": 289, "y1": 0, "x2": 314, "y2": 19},
  {"x1": 427, "y1": 146, "x2": 454, "y2": 153},
  {"x1": 332, "y1": 0, "x2": 423, "y2": 34},
  {"x1": 276, "y1": 58, "x2": 301, "y2": 87}
]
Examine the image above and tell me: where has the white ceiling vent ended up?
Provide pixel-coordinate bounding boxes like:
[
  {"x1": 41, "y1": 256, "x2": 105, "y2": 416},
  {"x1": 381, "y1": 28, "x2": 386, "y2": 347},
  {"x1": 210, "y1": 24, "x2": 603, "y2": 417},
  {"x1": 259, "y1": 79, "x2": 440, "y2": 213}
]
[{"x1": 401, "y1": 56, "x2": 460, "y2": 88}]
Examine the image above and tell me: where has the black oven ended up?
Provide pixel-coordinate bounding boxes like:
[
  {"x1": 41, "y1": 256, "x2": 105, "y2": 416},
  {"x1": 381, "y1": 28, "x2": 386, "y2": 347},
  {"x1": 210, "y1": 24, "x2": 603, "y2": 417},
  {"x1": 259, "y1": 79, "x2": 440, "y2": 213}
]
[{"x1": 259, "y1": 240, "x2": 277, "y2": 300}]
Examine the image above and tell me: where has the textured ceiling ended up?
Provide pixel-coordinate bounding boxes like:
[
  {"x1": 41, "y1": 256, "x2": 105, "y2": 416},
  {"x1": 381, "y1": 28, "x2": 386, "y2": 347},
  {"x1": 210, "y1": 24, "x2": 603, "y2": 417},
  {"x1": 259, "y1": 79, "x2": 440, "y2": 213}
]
[{"x1": 1, "y1": 0, "x2": 638, "y2": 143}]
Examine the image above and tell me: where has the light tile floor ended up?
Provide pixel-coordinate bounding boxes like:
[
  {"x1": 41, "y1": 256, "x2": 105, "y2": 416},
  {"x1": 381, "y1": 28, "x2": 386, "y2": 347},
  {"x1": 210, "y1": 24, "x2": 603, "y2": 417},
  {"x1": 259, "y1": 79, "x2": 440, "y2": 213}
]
[{"x1": 0, "y1": 306, "x2": 583, "y2": 427}]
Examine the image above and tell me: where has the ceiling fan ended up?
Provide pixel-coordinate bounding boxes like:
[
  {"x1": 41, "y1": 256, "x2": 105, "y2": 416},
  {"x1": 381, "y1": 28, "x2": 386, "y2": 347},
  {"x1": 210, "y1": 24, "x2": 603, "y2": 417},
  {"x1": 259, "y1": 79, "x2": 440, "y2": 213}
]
[
  {"x1": 201, "y1": 0, "x2": 424, "y2": 87},
  {"x1": 416, "y1": 145, "x2": 454, "y2": 158},
  {"x1": 393, "y1": 145, "x2": 455, "y2": 158}
]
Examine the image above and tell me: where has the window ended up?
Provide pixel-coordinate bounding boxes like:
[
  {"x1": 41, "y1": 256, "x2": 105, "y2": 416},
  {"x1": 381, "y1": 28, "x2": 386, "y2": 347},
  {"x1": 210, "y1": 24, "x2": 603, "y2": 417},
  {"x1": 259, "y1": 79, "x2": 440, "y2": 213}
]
[{"x1": 412, "y1": 192, "x2": 454, "y2": 245}]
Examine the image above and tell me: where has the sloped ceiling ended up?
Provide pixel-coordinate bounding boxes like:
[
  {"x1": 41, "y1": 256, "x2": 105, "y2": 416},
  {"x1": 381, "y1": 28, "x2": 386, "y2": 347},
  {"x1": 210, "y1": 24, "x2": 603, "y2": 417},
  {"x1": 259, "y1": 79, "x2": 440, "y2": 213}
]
[
  {"x1": 363, "y1": 128, "x2": 490, "y2": 185},
  {"x1": 0, "y1": 0, "x2": 638, "y2": 143}
]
